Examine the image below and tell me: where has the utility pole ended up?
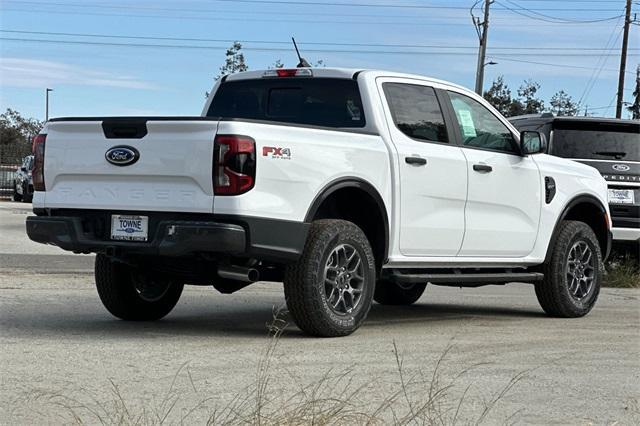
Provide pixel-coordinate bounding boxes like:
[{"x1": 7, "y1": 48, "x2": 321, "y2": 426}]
[
  {"x1": 45, "y1": 88, "x2": 53, "y2": 121},
  {"x1": 615, "y1": 0, "x2": 632, "y2": 118},
  {"x1": 473, "y1": 0, "x2": 493, "y2": 95}
]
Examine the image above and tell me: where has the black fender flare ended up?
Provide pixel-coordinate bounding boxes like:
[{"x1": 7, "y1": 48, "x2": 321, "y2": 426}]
[
  {"x1": 305, "y1": 177, "x2": 390, "y2": 263},
  {"x1": 544, "y1": 194, "x2": 611, "y2": 263}
]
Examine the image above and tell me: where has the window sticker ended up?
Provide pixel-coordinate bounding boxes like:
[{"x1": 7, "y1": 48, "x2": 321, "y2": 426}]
[{"x1": 457, "y1": 109, "x2": 477, "y2": 138}]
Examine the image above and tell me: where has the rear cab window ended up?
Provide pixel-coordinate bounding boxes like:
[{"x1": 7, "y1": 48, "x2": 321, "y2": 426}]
[{"x1": 207, "y1": 78, "x2": 365, "y2": 128}]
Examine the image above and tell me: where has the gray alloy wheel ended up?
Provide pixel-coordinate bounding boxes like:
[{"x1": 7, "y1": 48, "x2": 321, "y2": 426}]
[
  {"x1": 323, "y1": 243, "x2": 365, "y2": 315},
  {"x1": 566, "y1": 241, "x2": 596, "y2": 301}
]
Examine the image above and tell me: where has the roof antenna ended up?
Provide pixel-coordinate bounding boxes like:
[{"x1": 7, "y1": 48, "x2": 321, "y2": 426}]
[{"x1": 292, "y1": 37, "x2": 311, "y2": 68}]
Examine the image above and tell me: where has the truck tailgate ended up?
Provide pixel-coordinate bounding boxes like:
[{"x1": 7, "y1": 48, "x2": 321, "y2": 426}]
[{"x1": 41, "y1": 118, "x2": 218, "y2": 213}]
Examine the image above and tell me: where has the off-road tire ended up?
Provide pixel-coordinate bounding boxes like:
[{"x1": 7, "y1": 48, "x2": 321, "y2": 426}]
[
  {"x1": 284, "y1": 219, "x2": 376, "y2": 337},
  {"x1": 374, "y1": 279, "x2": 426, "y2": 305},
  {"x1": 536, "y1": 220, "x2": 602, "y2": 318},
  {"x1": 12, "y1": 182, "x2": 22, "y2": 202},
  {"x1": 95, "y1": 254, "x2": 184, "y2": 321}
]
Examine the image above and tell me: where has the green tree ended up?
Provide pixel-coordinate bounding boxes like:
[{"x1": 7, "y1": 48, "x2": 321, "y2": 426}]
[
  {"x1": 549, "y1": 90, "x2": 579, "y2": 116},
  {"x1": 483, "y1": 76, "x2": 523, "y2": 117},
  {"x1": 484, "y1": 76, "x2": 514, "y2": 116},
  {"x1": 0, "y1": 109, "x2": 43, "y2": 146},
  {"x1": 216, "y1": 41, "x2": 248, "y2": 80},
  {"x1": 627, "y1": 65, "x2": 639, "y2": 120},
  {"x1": 517, "y1": 79, "x2": 544, "y2": 114}
]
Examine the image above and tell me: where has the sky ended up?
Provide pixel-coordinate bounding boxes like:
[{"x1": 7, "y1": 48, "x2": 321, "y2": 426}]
[{"x1": 0, "y1": 0, "x2": 638, "y2": 121}]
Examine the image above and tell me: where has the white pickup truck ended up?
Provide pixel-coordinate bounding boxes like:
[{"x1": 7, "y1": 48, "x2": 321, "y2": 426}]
[{"x1": 27, "y1": 68, "x2": 612, "y2": 337}]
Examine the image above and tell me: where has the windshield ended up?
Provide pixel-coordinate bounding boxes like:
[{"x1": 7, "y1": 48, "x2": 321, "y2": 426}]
[
  {"x1": 207, "y1": 78, "x2": 365, "y2": 128},
  {"x1": 550, "y1": 121, "x2": 640, "y2": 162}
]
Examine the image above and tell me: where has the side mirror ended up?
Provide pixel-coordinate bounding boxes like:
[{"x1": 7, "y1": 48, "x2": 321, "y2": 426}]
[{"x1": 521, "y1": 131, "x2": 547, "y2": 155}]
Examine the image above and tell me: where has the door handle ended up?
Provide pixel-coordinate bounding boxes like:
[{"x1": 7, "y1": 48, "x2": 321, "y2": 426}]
[
  {"x1": 405, "y1": 156, "x2": 427, "y2": 166},
  {"x1": 473, "y1": 163, "x2": 493, "y2": 172}
]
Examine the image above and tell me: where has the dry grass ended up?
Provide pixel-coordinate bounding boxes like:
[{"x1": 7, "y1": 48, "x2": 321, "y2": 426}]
[
  {"x1": 16, "y1": 308, "x2": 538, "y2": 426},
  {"x1": 604, "y1": 250, "x2": 640, "y2": 288}
]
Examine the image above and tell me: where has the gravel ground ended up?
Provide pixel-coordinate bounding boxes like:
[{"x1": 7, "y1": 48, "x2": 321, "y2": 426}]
[{"x1": 1, "y1": 201, "x2": 639, "y2": 425}]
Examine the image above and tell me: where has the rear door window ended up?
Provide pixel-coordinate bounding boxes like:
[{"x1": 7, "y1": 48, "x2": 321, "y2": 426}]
[
  {"x1": 208, "y1": 78, "x2": 365, "y2": 128},
  {"x1": 383, "y1": 83, "x2": 448, "y2": 143}
]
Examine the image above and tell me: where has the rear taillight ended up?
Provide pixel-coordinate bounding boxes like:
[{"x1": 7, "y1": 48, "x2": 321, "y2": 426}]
[
  {"x1": 213, "y1": 135, "x2": 256, "y2": 195},
  {"x1": 32, "y1": 134, "x2": 46, "y2": 191}
]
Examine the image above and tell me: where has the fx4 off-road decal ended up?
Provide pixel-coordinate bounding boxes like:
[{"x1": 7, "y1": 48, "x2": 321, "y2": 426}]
[{"x1": 262, "y1": 146, "x2": 292, "y2": 159}]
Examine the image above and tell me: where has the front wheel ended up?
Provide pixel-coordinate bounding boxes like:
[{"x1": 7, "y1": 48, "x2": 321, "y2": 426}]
[
  {"x1": 95, "y1": 254, "x2": 184, "y2": 321},
  {"x1": 284, "y1": 219, "x2": 376, "y2": 337},
  {"x1": 536, "y1": 220, "x2": 602, "y2": 317}
]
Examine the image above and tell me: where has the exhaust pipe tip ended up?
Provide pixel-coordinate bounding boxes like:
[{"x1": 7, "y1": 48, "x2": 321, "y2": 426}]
[{"x1": 218, "y1": 265, "x2": 260, "y2": 283}]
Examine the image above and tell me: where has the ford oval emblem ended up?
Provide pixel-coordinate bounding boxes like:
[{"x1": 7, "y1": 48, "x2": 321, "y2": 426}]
[
  {"x1": 612, "y1": 164, "x2": 630, "y2": 172},
  {"x1": 105, "y1": 146, "x2": 139, "y2": 166}
]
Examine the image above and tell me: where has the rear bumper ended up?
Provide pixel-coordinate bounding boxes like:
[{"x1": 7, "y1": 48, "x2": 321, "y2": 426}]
[
  {"x1": 612, "y1": 227, "x2": 640, "y2": 242},
  {"x1": 26, "y1": 212, "x2": 309, "y2": 262},
  {"x1": 26, "y1": 216, "x2": 246, "y2": 257}
]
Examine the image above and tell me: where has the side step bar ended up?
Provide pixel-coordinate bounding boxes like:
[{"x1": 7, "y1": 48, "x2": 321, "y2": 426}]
[{"x1": 385, "y1": 270, "x2": 544, "y2": 287}]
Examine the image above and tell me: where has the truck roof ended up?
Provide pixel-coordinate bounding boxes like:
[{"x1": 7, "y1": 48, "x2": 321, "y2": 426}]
[
  {"x1": 223, "y1": 67, "x2": 470, "y2": 92},
  {"x1": 509, "y1": 113, "x2": 637, "y2": 126}
]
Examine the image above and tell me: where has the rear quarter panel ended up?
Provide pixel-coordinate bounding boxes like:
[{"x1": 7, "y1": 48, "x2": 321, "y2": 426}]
[{"x1": 213, "y1": 120, "x2": 391, "y2": 222}]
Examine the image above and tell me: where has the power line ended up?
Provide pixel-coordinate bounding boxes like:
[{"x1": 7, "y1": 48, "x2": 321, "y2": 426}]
[
  {"x1": 489, "y1": 56, "x2": 636, "y2": 75},
  {"x1": 578, "y1": 16, "x2": 624, "y2": 106},
  {"x1": 0, "y1": 0, "x2": 627, "y2": 12},
  {"x1": 0, "y1": 0, "x2": 617, "y2": 22},
  {"x1": 2, "y1": 36, "x2": 638, "y2": 58},
  {"x1": 2, "y1": 7, "x2": 625, "y2": 28},
  {"x1": 0, "y1": 7, "x2": 482, "y2": 27},
  {"x1": 0, "y1": 7, "x2": 495, "y2": 26},
  {"x1": 1, "y1": 0, "x2": 628, "y2": 23},
  {"x1": 497, "y1": 0, "x2": 623, "y2": 23},
  {"x1": 516, "y1": 0, "x2": 623, "y2": 2},
  {"x1": 203, "y1": 0, "x2": 625, "y2": 10},
  {"x1": 2, "y1": 29, "x2": 637, "y2": 52}
]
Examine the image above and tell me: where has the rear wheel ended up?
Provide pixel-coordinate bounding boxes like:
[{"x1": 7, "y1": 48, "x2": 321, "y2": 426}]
[
  {"x1": 536, "y1": 221, "x2": 602, "y2": 317},
  {"x1": 284, "y1": 219, "x2": 376, "y2": 337},
  {"x1": 95, "y1": 254, "x2": 184, "y2": 321},
  {"x1": 374, "y1": 279, "x2": 426, "y2": 305}
]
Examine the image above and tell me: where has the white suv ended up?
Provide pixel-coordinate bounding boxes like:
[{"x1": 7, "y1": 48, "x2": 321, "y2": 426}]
[{"x1": 27, "y1": 68, "x2": 612, "y2": 337}]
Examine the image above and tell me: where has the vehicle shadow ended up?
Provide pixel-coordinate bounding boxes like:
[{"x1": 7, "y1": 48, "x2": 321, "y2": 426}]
[{"x1": 2, "y1": 294, "x2": 545, "y2": 340}]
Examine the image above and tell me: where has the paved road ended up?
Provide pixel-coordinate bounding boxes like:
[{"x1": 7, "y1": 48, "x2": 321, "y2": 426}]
[{"x1": 1, "y1": 201, "x2": 639, "y2": 424}]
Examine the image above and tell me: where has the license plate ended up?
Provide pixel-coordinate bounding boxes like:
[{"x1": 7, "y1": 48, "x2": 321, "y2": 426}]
[
  {"x1": 111, "y1": 215, "x2": 148, "y2": 241},
  {"x1": 608, "y1": 189, "x2": 635, "y2": 205}
]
